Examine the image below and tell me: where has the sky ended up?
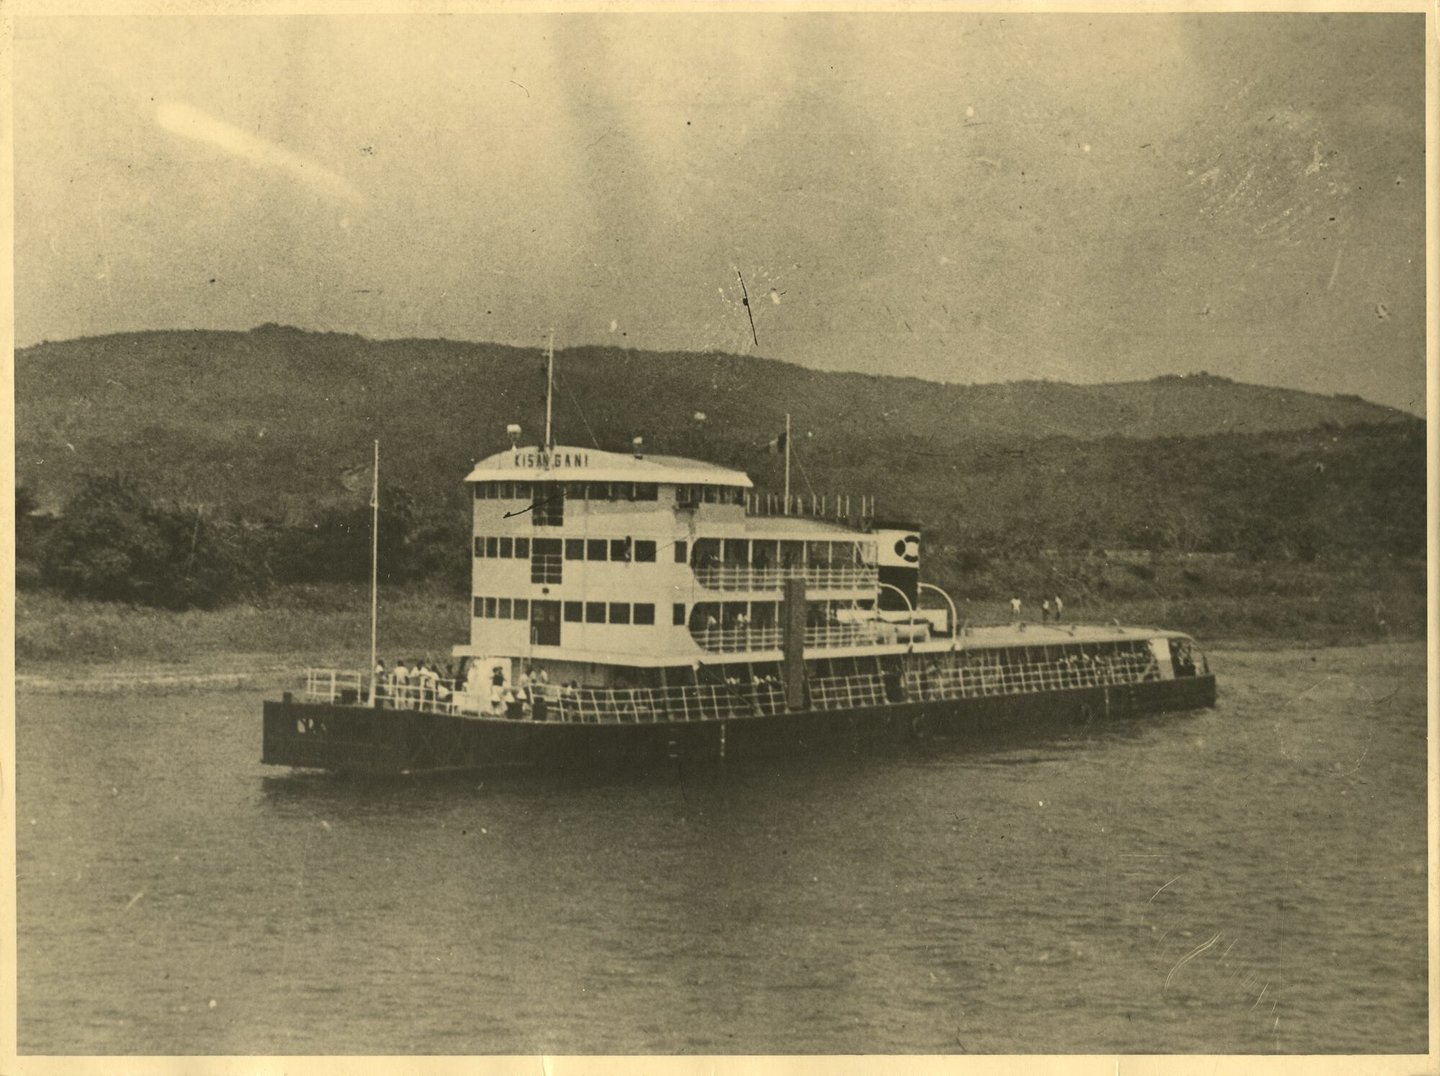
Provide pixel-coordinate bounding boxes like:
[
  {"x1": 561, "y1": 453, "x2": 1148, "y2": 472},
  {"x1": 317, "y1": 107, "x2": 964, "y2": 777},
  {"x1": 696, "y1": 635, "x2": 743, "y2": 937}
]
[{"x1": 12, "y1": 12, "x2": 1429, "y2": 413}]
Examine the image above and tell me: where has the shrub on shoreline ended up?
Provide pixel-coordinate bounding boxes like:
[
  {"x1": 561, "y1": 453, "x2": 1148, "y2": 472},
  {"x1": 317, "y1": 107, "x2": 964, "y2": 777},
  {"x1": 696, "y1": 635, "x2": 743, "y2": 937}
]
[{"x1": 16, "y1": 556, "x2": 1424, "y2": 668}]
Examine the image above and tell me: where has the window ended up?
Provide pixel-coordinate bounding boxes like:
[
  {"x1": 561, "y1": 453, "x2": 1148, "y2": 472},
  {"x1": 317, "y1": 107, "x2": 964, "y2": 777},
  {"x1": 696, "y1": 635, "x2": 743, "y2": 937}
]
[
  {"x1": 610, "y1": 538, "x2": 631, "y2": 563},
  {"x1": 532, "y1": 538, "x2": 562, "y2": 584},
  {"x1": 634, "y1": 603, "x2": 655, "y2": 625},
  {"x1": 585, "y1": 602, "x2": 605, "y2": 624},
  {"x1": 473, "y1": 597, "x2": 485, "y2": 617},
  {"x1": 564, "y1": 601, "x2": 582, "y2": 623},
  {"x1": 474, "y1": 537, "x2": 485, "y2": 557},
  {"x1": 587, "y1": 539, "x2": 608, "y2": 561},
  {"x1": 514, "y1": 537, "x2": 530, "y2": 559},
  {"x1": 499, "y1": 537, "x2": 513, "y2": 558},
  {"x1": 635, "y1": 539, "x2": 657, "y2": 563},
  {"x1": 514, "y1": 482, "x2": 531, "y2": 499},
  {"x1": 609, "y1": 602, "x2": 631, "y2": 625},
  {"x1": 498, "y1": 482, "x2": 513, "y2": 499},
  {"x1": 565, "y1": 481, "x2": 586, "y2": 500},
  {"x1": 565, "y1": 538, "x2": 584, "y2": 560},
  {"x1": 587, "y1": 482, "x2": 609, "y2": 501},
  {"x1": 483, "y1": 597, "x2": 497, "y2": 618},
  {"x1": 533, "y1": 482, "x2": 564, "y2": 526},
  {"x1": 473, "y1": 484, "x2": 485, "y2": 500},
  {"x1": 634, "y1": 483, "x2": 658, "y2": 501},
  {"x1": 485, "y1": 537, "x2": 499, "y2": 558},
  {"x1": 674, "y1": 540, "x2": 687, "y2": 564},
  {"x1": 513, "y1": 599, "x2": 529, "y2": 620},
  {"x1": 673, "y1": 603, "x2": 686, "y2": 626},
  {"x1": 498, "y1": 598, "x2": 512, "y2": 619}
]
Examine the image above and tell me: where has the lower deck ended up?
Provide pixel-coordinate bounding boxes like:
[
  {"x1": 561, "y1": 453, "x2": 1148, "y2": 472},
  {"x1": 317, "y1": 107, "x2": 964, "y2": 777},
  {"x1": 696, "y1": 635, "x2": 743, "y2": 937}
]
[{"x1": 263, "y1": 673, "x2": 1218, "y2": 774}]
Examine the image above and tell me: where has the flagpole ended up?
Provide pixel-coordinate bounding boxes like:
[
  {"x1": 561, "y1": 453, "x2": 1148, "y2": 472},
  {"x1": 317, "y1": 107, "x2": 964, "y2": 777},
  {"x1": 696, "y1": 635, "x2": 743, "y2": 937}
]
[
  {"x1": 783, "y1": 412, "x2": 791, "y2": 516},
  {"x1": 544, "y1": 329, "x2": 555, "y2": 451},
  {"x1": 369, "y1": 438, "x2": 379, "y2": 703}
]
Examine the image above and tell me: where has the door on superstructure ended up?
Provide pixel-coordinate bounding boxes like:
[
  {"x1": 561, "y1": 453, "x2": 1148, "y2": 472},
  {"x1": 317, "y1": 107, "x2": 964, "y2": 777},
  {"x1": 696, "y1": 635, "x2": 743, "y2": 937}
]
[{"x1": 531, "y1": 600, "x2": 562, "y2": 646}]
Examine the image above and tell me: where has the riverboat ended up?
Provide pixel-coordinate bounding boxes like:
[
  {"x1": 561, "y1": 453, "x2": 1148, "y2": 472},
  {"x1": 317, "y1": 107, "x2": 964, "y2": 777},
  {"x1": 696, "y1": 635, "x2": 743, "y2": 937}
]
[{"x1": 262, "y1": 362, "x2": 1215, "y2": 775}]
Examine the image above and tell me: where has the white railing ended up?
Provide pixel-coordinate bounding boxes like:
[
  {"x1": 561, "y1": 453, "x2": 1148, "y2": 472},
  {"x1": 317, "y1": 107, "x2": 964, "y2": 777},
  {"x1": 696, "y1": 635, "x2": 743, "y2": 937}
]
[
  {"x1": 902, "y1": 650, "x2": 1161, "y2": 701},
  {"x1": 693, "y1": 565, "x2": 878, "y2": 592},
  {"x1": 689, "y1": 619, "x2": 934, "y2": 653},
  {"x1": 691, "y1": 626, "x2": 785, "y2": 653},
  {"x1": 809, "y1": 673, "x2": 889, "y2": 711},
  {"x1": 303, "y1": 668, "x2": 367, "y2": 703},
  {"x1": 545, "y1": 682, "x2": 787, "y2": 724},
  {"x1": 297, "y1": 643, "x2": 1166, "y2": 724},
  {"x1": 744, "y1": 491, "x2": 875, "y2": 523}
]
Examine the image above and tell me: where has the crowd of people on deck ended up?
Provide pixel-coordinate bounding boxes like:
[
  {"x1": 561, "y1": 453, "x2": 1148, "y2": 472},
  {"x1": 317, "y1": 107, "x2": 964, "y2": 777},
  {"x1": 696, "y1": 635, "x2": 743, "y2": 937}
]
[{"x1": 370, "y1": 657, "x2": 584, "y2": 721}]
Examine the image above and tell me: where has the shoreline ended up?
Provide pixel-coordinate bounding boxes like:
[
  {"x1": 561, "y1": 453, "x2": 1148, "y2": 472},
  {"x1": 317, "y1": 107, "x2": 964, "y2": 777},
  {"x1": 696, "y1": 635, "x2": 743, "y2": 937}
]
[{"x1": 14, "y1": 636, "x2": 1426, "y2": 696}]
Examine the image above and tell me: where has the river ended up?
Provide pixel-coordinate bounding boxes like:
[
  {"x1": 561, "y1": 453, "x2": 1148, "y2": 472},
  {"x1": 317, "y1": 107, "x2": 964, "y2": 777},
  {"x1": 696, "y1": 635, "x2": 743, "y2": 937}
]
[{"x1": 15, "y1": 643, "x2": 1428, "y2": 1055}]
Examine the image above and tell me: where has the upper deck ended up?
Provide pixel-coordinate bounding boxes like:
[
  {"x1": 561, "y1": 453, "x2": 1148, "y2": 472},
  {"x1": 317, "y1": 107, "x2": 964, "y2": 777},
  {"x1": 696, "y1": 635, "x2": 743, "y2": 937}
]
[{"x1": 463, "y1": 443, "x2": 918, "y2": 667}]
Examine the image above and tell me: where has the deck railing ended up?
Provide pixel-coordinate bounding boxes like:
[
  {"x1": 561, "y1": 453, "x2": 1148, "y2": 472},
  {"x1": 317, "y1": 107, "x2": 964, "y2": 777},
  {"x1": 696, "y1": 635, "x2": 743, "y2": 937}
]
[
  {"x1": 297, "y1": 646, "x2": 1165, "y2": 724},
  {"x1": 547, "y1": 682, "x2": 788, "y2": 724},
  {"x1": 693, "y1": 564, "x2": 878, "y2": 592},
  {"x1": 744, "y1": 491, "x2": 875, "y2": 524},
  {"x1": 303, "y1": 668, "x2": 367, "y2": 704},
  {"x1": 689, "y1": 620, "x2": 934, "y2": 653}
]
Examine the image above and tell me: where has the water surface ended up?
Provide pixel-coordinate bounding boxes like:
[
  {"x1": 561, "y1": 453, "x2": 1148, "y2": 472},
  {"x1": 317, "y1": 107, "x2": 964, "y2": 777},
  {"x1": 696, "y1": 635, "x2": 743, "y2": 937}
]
[{"x1": 16, "y1": 643, "x2": 1428, "y2": 1054}]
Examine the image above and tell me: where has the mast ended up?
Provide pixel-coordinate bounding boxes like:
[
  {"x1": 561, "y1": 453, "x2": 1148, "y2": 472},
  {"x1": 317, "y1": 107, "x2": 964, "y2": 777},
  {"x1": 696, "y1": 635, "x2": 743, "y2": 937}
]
[
  {"x1": 783, "y1": 411, "x2": 791, "y2": 515},
  {"x1": 544, "y1": 329, "x2": 555, "y2": 451},
  {"x1": 368, "y1": 438, "x2": 379, "y2": 700}
]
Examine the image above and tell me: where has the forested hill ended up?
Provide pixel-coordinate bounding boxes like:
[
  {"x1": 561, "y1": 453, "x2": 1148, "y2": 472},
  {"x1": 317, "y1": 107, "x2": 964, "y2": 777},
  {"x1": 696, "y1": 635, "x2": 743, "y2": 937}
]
[{"x1": 16, "y1": 325, "x2": 1415, "y2": 517}]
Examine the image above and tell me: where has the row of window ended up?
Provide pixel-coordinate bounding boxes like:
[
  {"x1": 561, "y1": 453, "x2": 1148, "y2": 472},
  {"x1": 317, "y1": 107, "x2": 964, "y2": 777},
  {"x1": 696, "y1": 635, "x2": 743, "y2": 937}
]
[
  {"x1": 691, "y1": 537, "x2": 875, "y2": 568},
  {"x1": 474, "y1": 535, "x2": 666, "y2": 564},
  {"x1": 474, "y1": 480, "x2": 660, "y2": 502},
  {"x1": 473, "y1": 597, "x2": 665, "y2": 626},
  {"x1": 471, "y1": 481, "x2": 749, "y2": 506},
  {"x1": 675, "y1": 484, "x2": 746, "y2": 506},
  {"x1": 471, "y1": 534, "x2": 874, "y2": 571}
]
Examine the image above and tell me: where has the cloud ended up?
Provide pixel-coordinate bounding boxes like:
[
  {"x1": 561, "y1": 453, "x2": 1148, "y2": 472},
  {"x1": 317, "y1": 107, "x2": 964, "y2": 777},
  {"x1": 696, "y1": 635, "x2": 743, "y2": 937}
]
[{"x1": 155, "y1": 100, "x2": 362, "y2": 205}]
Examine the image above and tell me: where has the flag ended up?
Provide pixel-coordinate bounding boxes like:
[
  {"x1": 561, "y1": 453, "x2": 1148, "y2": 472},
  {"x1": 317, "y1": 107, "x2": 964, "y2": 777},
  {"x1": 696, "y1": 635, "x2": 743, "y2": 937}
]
[
  {"x1": 339, "y1": 463, "x2": 371, "y2": 495},
  {"x1": 767, "y1": 431, "x2": 788, "y2": 455},
  {"x1": 340, "y1": 459, "x2": 379, "y2": 507}
]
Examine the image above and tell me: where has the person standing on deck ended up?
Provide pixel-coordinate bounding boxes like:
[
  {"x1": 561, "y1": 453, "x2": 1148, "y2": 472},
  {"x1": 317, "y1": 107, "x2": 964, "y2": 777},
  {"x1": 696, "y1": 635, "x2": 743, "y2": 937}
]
[
  {"x1": 1042, "y1": 598, "x2": 1051, "y2": 624},
  {"x1": 373, "y1": 660, "x2": 388, "y2": 707},
  {"x1": 1054, "y1": 595, "x2": 1064, "y2": 622},
  {"x1": 1010, "y1": 596, "x2": 1022, "y2": 622}
]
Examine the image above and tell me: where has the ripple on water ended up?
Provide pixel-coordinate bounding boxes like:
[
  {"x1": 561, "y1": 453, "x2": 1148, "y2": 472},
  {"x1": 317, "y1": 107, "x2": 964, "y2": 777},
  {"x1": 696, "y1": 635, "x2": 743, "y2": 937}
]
[{"x1": 15, "y1": 647, "x2": 1431, "y2": 1053}]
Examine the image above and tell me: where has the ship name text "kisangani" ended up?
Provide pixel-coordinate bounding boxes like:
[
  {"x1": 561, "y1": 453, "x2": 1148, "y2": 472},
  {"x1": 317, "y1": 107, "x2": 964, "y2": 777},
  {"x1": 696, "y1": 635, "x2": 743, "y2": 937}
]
[{"x1": 514, "y1": 451, "x2": 591, "y2": 468}]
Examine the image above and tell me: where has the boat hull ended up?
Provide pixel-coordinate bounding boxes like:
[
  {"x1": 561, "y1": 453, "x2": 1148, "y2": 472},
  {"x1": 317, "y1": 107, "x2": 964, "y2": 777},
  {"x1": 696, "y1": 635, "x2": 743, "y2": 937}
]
[{"x1": 262, "y1": 675, "x2": 1217, "y2": 775}]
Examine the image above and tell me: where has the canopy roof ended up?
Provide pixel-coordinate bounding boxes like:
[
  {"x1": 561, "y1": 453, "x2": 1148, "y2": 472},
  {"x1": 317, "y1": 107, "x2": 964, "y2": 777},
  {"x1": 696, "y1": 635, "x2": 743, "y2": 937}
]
[{"x1": 464, "y1": 444, "x2": 753, "y2": 488}]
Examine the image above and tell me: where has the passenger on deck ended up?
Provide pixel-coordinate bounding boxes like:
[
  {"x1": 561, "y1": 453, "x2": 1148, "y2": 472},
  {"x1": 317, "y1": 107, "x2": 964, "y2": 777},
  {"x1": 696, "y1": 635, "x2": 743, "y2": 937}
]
[
  {"x1": 1010, "y1": 596, "x2": 1022, "y2": 622},
  {"x1": 1042, "y1": 599, "x2": 1051, "y2": 624},
  {"x1": 1054, "y1": 595, "x2": 1064, "y2": 622},
  {"x1": 373, "y1": 660, "x2": 388, "y2": 707},
  {"x1": 417, "y1": 662, "x2": 439, "y2": 707}
]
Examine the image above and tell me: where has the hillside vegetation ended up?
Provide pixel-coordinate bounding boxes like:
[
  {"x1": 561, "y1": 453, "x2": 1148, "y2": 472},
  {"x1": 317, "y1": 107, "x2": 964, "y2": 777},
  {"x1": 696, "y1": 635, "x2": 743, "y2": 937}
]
[
  {"x1": 17, "y1": 325, "x2": 1415, "y2": 519},
  {"x1": 14, "y1": 326, "x2": 1425, "y2": 655}
]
